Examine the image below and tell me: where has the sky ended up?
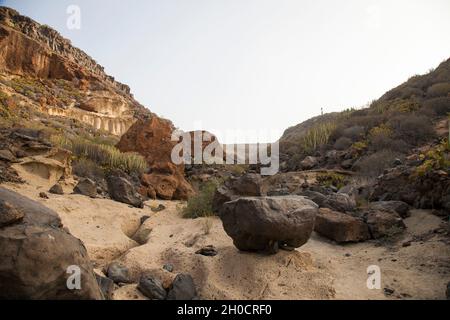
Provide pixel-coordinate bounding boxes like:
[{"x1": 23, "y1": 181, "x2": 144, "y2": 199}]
[{"x1": 2, "y1": 0, "x2": 450, "y2": 143}]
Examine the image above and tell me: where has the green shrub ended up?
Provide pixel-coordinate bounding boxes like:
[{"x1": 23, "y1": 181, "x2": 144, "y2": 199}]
[
  {"x1": 52, "y1": 136, "x2": 148, "y2": 175},
  {"x1": 299, "y1": 122, "x2": 336, "y2": 154},
  {"x1": 316, "y1": 172, "x2": 346, "y2": 189},
  {"x1": 183, "y1": 181, "x2": 218, "y2": 219}
]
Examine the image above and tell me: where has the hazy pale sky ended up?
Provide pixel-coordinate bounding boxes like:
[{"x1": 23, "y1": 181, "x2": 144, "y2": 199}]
[{"x1": 2, "y1": 0, "x2": 450, "y2": 143}]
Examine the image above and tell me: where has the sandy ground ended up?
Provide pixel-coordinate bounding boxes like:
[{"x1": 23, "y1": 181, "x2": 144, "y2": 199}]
[{"x1": 3, "y1": 169, "x2": 450, "y2": 300}]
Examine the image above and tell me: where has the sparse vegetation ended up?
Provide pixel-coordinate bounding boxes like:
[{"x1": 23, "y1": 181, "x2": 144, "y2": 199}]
[
  {"x1": 415, "y1": 138, "x2": 450, "y2": 176},
  {"x1": 183, "y1": 181, "x2": 218, "y2": 219},
  {"x1": 51, "y1": 135, "x2": 147, "y2": 175},
  {"x1": 316, "y1": 172, "x2": 346, "y2": 189},
  {"x1": 298, "y1": 122, "x2": 336, "y2": 154},
  {"x1": 355, "y1": 150, "x2": 402, "y2": 178}
]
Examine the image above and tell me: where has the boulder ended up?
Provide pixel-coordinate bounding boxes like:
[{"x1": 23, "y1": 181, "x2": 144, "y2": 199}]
[
  {"x1": 369, "y1": 201, "x2": 410, "y2": 218},
  {"x1": 300, "y1": 156, "x2": 318, "y2": 170},
  {"x1": 95, "y1": 274, "x2": 114, "y2": 300},
  {"x1": 117, "y1": 117, "x2": 195, "y2": 200},
  {"x1": 219, "y1": 196, "x2": 318, "y2": 252},
  {"x1": 0, "y1": 187, "x2": 103, "y2": 299},
  {"x1": 74, "y1": 178, "x2": 97, "y2": 198},
  {"x1": 231, "y1": 173, "x2": 266, "y2": 196},
  {"x1": 138, "y1": 274, "x2": 167, "y2": 300},
  {"x1": 365, "y1": 210, "x2": 406, "y2": 239},
  {"x1": 167, "y1": 273, "x2": 197, "y2": 300},
  {"x1": 49, "y1": 183, "x2": 64, "y2": 195},
  {"x1": 301, "y1": 190, "x2": 356, "y2": 212},
  {"x1": 107, "y1": 176, "x2": 143, "y2": 208},
  {"x1": 106, "y1": 262, "x2": 132, "y2": 284},
  {"x1": 212, "y1": 174, "x2": 267, "y2": 212},
  {"x1": 212, "y1": 185, "x2": 237, "y2": 213},
  {"x1": 314, "y1": 208, "x2": 370, "y2": 243}
]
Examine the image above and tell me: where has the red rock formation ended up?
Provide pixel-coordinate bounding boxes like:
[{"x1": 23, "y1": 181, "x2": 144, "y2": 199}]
[
  {"x1": 0, "y1": 7, "x2": 151, "y2": 136},
  {"x1": 117, "y1": 116, "x2": 195, "y2": 200}
]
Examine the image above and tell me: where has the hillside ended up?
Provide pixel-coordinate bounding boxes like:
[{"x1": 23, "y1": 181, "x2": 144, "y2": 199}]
[
  {"x1": 0, "y1": 6, "x2": 151, "y2": 137},
  {"x1": 279, "y1": 58, "x2": 450, "y2": 174}
]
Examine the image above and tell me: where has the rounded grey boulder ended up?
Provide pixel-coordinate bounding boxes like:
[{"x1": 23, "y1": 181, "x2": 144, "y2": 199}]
[{"x1": 219, "y1": 196, "x2": 318, "y2": 253}]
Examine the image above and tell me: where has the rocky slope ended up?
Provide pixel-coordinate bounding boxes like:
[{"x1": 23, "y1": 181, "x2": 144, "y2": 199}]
[{"x1": 0, "y1": 6, "x2": 150, "y2": 136}]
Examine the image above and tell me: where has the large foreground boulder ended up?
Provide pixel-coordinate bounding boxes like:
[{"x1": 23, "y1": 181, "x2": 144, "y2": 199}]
[
  {"x1": 0, "y1": 187, "x2": 103, "y2": 299},
  {"x1": 314, "y1": 208, "x2": 370, "y2": 243},
  {"x1": 219, "y1": 196, "x2": 318, "y2": 253}
]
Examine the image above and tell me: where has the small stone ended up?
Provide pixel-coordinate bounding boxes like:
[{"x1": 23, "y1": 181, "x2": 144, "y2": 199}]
[
  {"x1": 344, "y1": 253, "x2": 351, "y2": 257},
  {"x1": 384, "y1": 287, "x2": 395, "y2": 296},
  {"x1": 95, "y1": 274, "x2": 114, "y2": 300},
  {"x1": 195, "y1": 245, "x2": 218, "y2": 257},
  {"x1": 167, "y1": 273, "x2": 197, "y2": 300},
  {"x1": 151, "y1": 204, "x2": 166, "y2": 212},
  {"x1": 49, "y1": 183, "x2": 64, "y2": 195},
  {"x1": 163, "y1": 264, "x2": 174, "y2": 272},
  {"x1": 74, "y1": 178, "x2": 97, "y2": 198},
  {"x1": 402, "y1": 241, "x2": 411, "y2": 247},
  {"x1": 140, "y1": 215, "x2": 150, "y2": 224},
  {"x1": 137, "y1": 274, "x2": 167, "y2": 300},
  {"x1": 39, "y1": 192, "x2": 49, "y2": 199},
  {"x1": 106, "y1": 262, "x2": 131, "y2": 284}
]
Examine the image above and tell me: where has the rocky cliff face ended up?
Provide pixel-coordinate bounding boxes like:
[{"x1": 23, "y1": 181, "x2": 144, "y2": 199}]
[{"x1": 0, "y1": 6, "x2": 150, "y2": 136}]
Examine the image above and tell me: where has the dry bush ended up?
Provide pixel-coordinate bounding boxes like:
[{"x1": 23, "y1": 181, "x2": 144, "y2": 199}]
[
  {"x1": 388, "y1": 114, "x2": 435, "y2": 145},
  {"x1": 426, "y1": 82, "x2": 450, "y2": 98},
  {"x1": 72, "y1": 158, "x2": 105, "y2": 180},
  {"x1": 334, "y1": 137, "x2": 352, "y2": 150},
  {"x1": 342, "y1": 125, "x2": 365, "y2": 141},
  {"x1": 423, "y1": 97, "x2": 450, "y2": 116},
  {"x1": 355, "y1": 150, "x2": 402, "y2": 178}
]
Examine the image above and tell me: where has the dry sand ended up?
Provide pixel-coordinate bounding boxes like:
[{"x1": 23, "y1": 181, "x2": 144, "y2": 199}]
[{"x1": 3, "y1": 169, "x2": 450, "y2": 300}]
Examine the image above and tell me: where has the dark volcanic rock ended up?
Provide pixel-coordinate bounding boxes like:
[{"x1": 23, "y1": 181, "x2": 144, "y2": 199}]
[
  {"x1": 365, "y1": 210, "x2": 406, "y2": 239},
  {"x1": 301, "y1": 190, "x2": 356, "y2": 212},
  {"x1": 212, "y1": 173, "x2": 267, "y2": 212},
  {"x1": 167, "y1": 273, "x2": 197, "y2": 300},
  {"x1": 74, "y1": 178, "x2": 97, "y2": 198},
  {"x1": 0, "y1": 187, "x2": 103, "y2": 299},
  {"x1": 195, "y1": 245, "x2": 218, "y2": 256},
  {"x1": 369, "y1": 201, "x2": 410, "y2": 218},
  {"x1": 96, "y1": 274, "x2": 115, "y2": 300},
  {"x1": 314, "y1": 208, "x2": 370, "y2": 243},
  {"x1": 138, "y1": 274, "x2": 167, "y2": 300},
  {"x1": 106, "y1": 262, "x2": 131, "y2": 284},
  {"x1": 49, "y1": 183, "x2": 64, "y2": 195},
  {"x1": 107, "y1": 176, "x2": 143, "y2": 208},
  {"x1": 219, "y1": 196, "x2": 318, "y2": 253}
]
